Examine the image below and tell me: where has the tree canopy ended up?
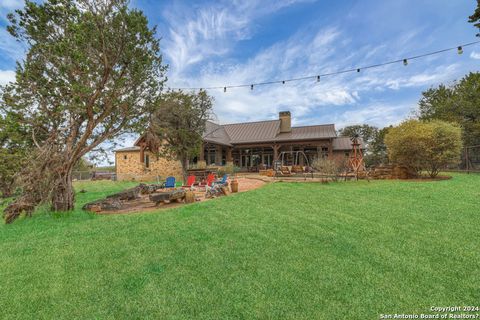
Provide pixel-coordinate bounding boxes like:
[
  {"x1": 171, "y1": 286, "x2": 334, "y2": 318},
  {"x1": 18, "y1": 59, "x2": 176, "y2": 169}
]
[
  {"x1": 2, "y1": 0, "x2": 167, "y2": 223},
  {"x1": 147, "y1": 90, "x2": 214, "y2": 182},
  {"x1": 418, "y1": 72, "x2": 480, "y2": 147},
  {"x1": 469, "y1": 0, "x2": 480, "y2": 36}
]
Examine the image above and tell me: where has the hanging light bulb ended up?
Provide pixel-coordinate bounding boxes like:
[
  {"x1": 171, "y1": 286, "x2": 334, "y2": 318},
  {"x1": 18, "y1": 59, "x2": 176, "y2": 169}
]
[
  {"x1": 282, "y1": 80, "x2": 285, "y2": 84},
  {"x1": 403, "y1": 59, "x2": 408, "y2": 66},
  {"x1": 317, "y1": 75, "x2": 320, "y2": 82},
  {"x1": 357, "y1": 68, "x2": 360, "y2": 73},
  {"x1": 250, "y1": 84, "x2": 254, "y2": 90},
  {"x1": 457, "y1": 46, "x2": 463, "y2": 54},
  {"x1": 224, "y1": 87, "x2": 227, "y2": 93}
]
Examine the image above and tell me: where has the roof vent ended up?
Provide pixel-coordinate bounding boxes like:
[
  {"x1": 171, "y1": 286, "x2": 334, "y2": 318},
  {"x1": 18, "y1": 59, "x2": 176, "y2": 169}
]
[{"x1": 279, "y1": 111, "x2": 291, "y2": 133}]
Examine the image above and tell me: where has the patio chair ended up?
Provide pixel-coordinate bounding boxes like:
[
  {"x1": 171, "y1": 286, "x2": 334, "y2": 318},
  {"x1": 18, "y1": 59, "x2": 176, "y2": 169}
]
[
  {"x1": 181, "y1": 175, "x2": 196, "y2": 189},
  {"x1": 212, "y1": 174, "x2": 228, "y2": 187},
  {"x1": 161, "y1": 176, "x2": 176, "y2": 189}
]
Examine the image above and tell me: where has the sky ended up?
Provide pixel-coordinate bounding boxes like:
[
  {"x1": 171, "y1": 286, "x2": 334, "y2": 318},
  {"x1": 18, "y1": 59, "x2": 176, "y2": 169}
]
[{"x1": 0, "y1": 0, "x2": 479, "y2": 158}]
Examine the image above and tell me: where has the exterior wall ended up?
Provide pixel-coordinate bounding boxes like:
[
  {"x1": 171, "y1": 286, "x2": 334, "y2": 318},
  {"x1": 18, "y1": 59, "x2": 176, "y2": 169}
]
[{"x1": 115, "y1": 150, "x2": 183, "y2": 182}]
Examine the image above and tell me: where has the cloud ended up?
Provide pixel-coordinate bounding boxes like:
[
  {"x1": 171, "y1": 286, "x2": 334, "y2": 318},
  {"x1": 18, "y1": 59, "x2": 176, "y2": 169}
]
[
  {"x1": 470, "y1": 51, "x2": 480, "y2": 60},
  {"x1": 0, "y1": 69, "x2": 15, "y2": 85},
  {"x1": 162, "y1": 0, "x2": 313, "y2": 78},
  {"x1": 0, "y1": 0, "x2": 23, "y2": 10}
]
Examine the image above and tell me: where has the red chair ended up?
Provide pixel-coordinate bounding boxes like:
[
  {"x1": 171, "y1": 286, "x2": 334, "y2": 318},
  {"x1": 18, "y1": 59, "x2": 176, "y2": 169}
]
[
  {"x1": 182, "y1": 175, "x2": 196, "y2": 189},
  {"x1": 199, "y1": 173, "x2": 215, "y2": 187}
]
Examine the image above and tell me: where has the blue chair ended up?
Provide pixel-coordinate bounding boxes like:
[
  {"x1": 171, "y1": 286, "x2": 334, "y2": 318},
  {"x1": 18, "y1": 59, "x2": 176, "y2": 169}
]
[
  {"x1": 162, "y1": 176, "x2": 176, "y2": 189},
  {"x1": 212, "y1": 174, "x2": 228, "y2": 187}
]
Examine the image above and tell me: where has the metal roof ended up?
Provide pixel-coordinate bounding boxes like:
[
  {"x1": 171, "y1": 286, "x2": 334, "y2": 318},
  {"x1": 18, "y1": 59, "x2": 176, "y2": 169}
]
[
  {"x1": 275, "y1": 124, "x2": 336, "y2": 142},
  {"x1": 332, "y1": 137, "x2": 366, "y2": 150},
  {"x1": 203, "y1": 121, "x2": 232, "y2": 146},
  {"x1": 223, "y1": 120, "x2": 281, "y2": 144}
]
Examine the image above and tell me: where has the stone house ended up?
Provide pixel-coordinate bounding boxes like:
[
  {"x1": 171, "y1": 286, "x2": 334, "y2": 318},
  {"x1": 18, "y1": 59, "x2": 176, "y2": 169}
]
[{"x1": 115, "y1": 111, "x2": 364, "y2": 181}]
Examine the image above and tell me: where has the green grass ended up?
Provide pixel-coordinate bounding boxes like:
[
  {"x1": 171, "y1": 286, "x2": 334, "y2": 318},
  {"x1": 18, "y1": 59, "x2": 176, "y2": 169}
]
[{"x1": 0, "y1": 174, "x2": 479, "y2": 319}]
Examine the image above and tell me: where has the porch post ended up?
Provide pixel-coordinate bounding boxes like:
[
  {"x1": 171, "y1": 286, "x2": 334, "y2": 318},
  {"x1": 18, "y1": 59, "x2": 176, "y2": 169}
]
[
  {"x1": 329, "y1": 139, "x2": 333, "y2": 158},
  {"x1": 239, "y1": 149, "x2": 243, "y2": 167},
  {"x1": 299, "y1": 146, "x2": 304, "y2": 165},
  {"x1": 198, "y1": 142, "x2": 206, "y2": 169},
  {"x1": 226, "y1": 147, "x2": 233, "y2": 166}
]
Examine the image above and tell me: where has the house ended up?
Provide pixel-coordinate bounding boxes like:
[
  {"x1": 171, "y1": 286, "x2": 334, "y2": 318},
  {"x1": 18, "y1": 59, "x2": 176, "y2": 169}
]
[{"x1": 115, "y1": 111, "x2": 363, "y2": 181}]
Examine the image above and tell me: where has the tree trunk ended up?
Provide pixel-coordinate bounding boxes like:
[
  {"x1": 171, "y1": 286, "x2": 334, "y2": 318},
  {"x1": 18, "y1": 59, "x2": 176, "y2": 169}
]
[
  {"x1": 180, "y1": 157, "x2": 189, "y2": 184},
  {"x1": 51, "y1": 167, "x2": 75, "y2": 211}
]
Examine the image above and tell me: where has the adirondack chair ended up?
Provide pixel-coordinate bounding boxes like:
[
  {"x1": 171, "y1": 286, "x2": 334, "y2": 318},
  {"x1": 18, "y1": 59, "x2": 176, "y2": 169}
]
[
  {"x1": 161, "y1": 176, "x2": 176, "y2": 189},
  {"x1": 181, "y1": 175, "x2": 196, "y2": 189},
  {"x1": 212, "y1": 174, "x2": 228, "y2": 187},
  {"x1": 199, "y1": 173, "x2": 215, "y2": 187}
]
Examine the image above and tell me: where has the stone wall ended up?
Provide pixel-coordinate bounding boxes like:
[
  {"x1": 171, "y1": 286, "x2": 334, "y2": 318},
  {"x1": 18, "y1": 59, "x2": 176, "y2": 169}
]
[{"x1": 115, "y1": 150, "x2": 183, "y2": 182}]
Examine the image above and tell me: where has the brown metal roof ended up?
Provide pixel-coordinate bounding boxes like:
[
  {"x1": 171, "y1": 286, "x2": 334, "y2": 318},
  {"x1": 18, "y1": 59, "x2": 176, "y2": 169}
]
[
  {"x1": 223, "y1": 120, "x2": 281, "y2": 144},
  {"x1": 275, "y1": 124, "x2": 336, "y2": 142},
  {"x1": 203, "y1": 121, "x2": 232, "y2": 146},
  {"x1": 332, "y1": 137, "x2": 366, "y2": 150}
]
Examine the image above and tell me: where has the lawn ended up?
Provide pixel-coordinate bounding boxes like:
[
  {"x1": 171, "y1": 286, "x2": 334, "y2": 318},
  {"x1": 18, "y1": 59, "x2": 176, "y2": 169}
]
[{"x1": 0, "y1": 174, "x2": 479, "y2": 319}]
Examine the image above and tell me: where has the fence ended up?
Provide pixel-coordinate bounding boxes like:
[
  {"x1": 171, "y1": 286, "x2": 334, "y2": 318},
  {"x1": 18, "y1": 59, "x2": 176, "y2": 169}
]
[
  {"x1": 445, "y1": 145, "x2": 480, "y2": 173},
  {"x1": 72, "y1": 171, "x2": 93, "y2": 181}
]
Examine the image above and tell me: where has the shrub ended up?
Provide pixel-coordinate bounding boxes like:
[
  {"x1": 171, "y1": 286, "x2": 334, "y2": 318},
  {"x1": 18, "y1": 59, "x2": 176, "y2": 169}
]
[
  {"x1": 384, "y1": 120, "x2": 462, "y2": 177},
  {"x1": 312, "y1": 158, "x2": 343, "y2": 176}
]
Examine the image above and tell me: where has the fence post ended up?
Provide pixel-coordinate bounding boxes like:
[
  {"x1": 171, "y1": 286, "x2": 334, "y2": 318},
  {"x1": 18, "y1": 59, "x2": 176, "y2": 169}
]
[{"x1": 465, "y1": 147, "x2": 470, "y2": 174}]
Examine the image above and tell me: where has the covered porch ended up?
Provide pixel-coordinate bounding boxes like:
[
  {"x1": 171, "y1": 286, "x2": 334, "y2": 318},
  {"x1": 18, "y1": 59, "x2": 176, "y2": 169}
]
[{"x1": 194, "y1": 140, "x2": 334, "y2": 172}]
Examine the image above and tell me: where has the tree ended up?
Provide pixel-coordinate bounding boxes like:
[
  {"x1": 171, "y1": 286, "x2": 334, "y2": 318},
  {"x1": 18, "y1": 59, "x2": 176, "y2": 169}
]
[
  {"x1": 366, "y1": 126, "x2": 391, "y2": 167},
  {"x1": 384, "y1": 120, "x2": 462, "y2": 178},
  {"x1": 338, "y1": 124, "x2": 378, "y2": 148},
  {"x1": 339, "y1": 124, "x2": 390, "y2": 167},
  {"x1": 469, "y1": 0, "x2": 480, "y2": 36},
  {"x1": 418, "y1": 72, "x2": 480, "y2": 147},
  {"x1": 0, "y1": 112, "x2": 29, "y2": 198},
  {"x1": 2, "y1": 0, "x2": 166, "y2": 222},
  {"x1": 147, "y1": 90, "x2": 213, "y2": 182}
]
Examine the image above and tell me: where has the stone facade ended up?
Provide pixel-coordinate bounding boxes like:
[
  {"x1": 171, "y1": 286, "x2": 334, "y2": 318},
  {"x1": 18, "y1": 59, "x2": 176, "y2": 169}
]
[{"x1": 115, "y1": 150, "x2": 183, "y2": 182}]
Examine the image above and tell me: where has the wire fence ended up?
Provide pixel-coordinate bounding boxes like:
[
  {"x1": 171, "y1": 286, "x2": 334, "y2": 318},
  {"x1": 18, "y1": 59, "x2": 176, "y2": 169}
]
[{"x1": 445, "y1": 145, "x2": 480, "y2": 173}]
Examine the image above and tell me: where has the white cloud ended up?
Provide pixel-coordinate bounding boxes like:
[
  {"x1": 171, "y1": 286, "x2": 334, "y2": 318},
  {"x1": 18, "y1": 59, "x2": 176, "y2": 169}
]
[
  {"x1": 0, "y1": 0, "x2": 23, "y2": 10},
  {"x1": 162, "y1": 0, "x2": 313, "y2": 78},
  {"x1": 0, "y1": 69, "x2": 15, "y2": 85},
  {"x1": 470, "y1": 51, "x2": 480, "y2": 60}
]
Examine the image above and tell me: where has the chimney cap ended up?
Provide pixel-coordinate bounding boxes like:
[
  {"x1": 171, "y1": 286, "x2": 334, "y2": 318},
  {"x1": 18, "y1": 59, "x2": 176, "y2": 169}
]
[{"x1": 279, "y1": 111, "x2": 291, "y2": 116}]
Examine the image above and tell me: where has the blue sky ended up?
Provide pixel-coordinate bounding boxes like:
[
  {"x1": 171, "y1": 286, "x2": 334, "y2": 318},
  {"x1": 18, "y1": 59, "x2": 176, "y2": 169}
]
[{"x1": 0, "y1": 0, "x2": 479, "y2": 130}]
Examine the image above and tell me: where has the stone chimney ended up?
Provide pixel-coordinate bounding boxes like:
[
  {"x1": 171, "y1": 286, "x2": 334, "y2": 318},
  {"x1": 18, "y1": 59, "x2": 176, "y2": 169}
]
[{"x1": 279, "y1": 111, "x2": 291, "y2": 133}]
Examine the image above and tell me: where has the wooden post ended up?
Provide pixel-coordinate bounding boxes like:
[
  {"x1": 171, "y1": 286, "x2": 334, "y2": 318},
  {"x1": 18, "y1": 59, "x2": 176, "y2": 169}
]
[
  {"x1": 328, "y1": 139, "x2": 333, "y2": 158},
  {"x1": 239, "y1": 149, "x2": 243, "y2": 168},
  {"x1": 465, "y1": 147, "x2": 470, "y2": 174}
]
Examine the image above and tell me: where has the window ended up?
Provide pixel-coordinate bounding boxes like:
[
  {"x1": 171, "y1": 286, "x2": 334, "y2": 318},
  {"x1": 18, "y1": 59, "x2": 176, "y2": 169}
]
[
  {"x1": 123, "y1": 155, "x2": 127, "y2": 160},
  {"x1": 144, "y1": 154, "x2": 150, "y2": 168},
  {"x1": 345, "y1": 152, "x2": 350, "y2": 157},
  {"x1": 321, "y1": 147, "x2": 329, "y2": 159}
]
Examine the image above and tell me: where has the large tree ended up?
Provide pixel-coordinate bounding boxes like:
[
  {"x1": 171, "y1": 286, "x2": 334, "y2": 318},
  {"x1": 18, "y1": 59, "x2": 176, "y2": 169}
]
[
  {"x1": 469, "y1": 0, "x2": 480, "y2": 36},
  {"x1": 0, "y1": 112, "x2": 29, "y2": 198},
  {"x1": 418, "y1": 72, "x2": 480, "y2": 147},
  {"x1": 2, "y1": 0, "x2": 166, "y2": 222},
  {"x1": 147, "y1": 90, "x2": 213, "y2": 182}
]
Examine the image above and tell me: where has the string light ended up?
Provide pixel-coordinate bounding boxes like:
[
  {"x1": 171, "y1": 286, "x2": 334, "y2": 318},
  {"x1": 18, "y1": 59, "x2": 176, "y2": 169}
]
[{"x1": 172, "y1": 41, "x2": 480, "y2": 92}]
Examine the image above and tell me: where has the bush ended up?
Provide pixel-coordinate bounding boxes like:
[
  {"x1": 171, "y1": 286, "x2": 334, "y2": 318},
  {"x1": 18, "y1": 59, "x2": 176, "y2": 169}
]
[
  {"x1": 312, "y1": 158, "x2": 344, "y2": 176},
  {"x1": 384, "y1": 120, "x2": 462, "y2": 177}
]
